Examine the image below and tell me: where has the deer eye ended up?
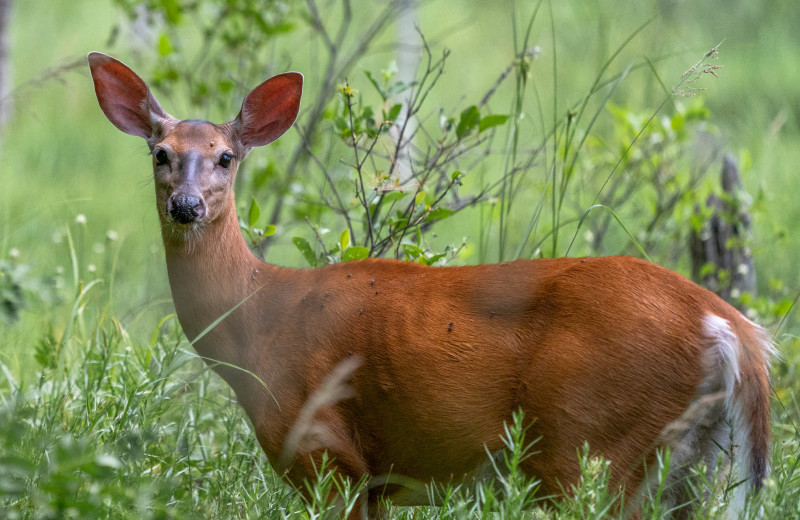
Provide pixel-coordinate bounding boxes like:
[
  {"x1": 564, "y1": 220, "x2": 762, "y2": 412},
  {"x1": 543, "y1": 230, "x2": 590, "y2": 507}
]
[
  {"x1": 154, "y1": 149, "x2": 169, "y2": 165},
  {"x1": 219, "y1": 153, "x2": 234, "y2": 169}
]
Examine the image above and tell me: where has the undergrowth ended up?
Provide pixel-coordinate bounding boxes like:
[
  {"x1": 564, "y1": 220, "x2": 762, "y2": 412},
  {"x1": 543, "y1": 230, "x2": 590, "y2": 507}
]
[{"x1": 1, "y1": 308, "x2": 798, "y2": 519}]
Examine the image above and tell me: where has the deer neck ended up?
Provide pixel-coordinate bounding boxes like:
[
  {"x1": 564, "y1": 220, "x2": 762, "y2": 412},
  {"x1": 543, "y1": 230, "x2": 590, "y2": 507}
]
[{"x1": 161, "y1": 195, "x2": 271, "y2": 372}]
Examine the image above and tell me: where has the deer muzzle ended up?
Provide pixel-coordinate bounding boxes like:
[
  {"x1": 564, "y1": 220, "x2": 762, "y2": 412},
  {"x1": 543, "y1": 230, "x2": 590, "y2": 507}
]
[{"x1": 167, "y1": 193, "x2": 206, "y2": 224}]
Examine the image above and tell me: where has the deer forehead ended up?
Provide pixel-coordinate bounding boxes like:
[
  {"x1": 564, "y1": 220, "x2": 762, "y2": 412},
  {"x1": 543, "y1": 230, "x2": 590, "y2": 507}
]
[{"x1": 159, "y1": 120, "x2": 235, "y2": 155}]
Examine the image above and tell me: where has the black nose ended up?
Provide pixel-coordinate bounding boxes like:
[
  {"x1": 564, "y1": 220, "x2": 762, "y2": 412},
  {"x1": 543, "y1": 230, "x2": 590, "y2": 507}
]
[{"x1": 167, "y1": 194, "x2": 206, "y2": 224}]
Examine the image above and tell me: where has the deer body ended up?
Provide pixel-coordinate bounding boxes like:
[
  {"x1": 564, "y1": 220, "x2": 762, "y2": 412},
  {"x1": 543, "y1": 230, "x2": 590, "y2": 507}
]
[{"x1": 89, "y1": 53, "x2": 772, "y2": 518}]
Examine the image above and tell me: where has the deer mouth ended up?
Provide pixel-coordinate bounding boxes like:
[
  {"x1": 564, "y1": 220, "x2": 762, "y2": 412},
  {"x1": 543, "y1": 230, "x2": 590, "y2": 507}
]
[{"x1": 160, "y1": 201, "x2": 208, "y2": 244}]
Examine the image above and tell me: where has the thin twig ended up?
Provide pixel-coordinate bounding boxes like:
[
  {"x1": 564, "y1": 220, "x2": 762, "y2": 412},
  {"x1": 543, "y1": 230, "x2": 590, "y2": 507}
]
[
  {"x1": 296, "y1": 125, "x2": 355, "y2": 242},
  {"x1": 305, "y1": 217, "x2": 330, "y2": 258},
  {"x1": 260, "y1": 0, "x2": 400, "y2": 257}
]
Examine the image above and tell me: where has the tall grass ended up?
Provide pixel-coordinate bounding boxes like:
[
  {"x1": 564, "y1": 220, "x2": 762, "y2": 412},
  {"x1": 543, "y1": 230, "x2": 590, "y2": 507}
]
[
  {"x1": 2, "y1": 302, "x2": 797, "y2": 518},
  {"x1": 0, "y1": 292, "x2": 298, "y2": 518}
]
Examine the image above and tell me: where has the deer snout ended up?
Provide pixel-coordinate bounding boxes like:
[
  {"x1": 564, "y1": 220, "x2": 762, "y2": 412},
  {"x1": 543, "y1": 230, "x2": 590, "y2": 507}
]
[{"x1": 167, "y1": 193, "x2": 206, "y2": 224}]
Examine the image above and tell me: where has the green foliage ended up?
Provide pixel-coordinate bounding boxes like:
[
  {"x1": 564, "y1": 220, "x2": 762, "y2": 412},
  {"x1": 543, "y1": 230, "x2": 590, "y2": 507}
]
[
  {"x1": 453, "y1": 105, "x2": 509, "y2": 139},
  {"x1": 455, "y1": 105, "x2": 481, "y2": 139},
  {"x1": 0, "y1": 258, "x2": 58, "y2": 325},
  {"x1": 301, "y1": 453, "x2": 365, "y2": 519},
  {"x1": 342, "y1": 246, "x2": 369, "y2": 262},
  {"x1": 305, "y1": 46, "x2": 509, "y2": 264},
  {"x1": 578, "y1": 99, "x2": 716, "y2": 258},
  {"x1": 364, "y1": 64, "x2": 414, "y2": 103},
  {"x1": 0, "y1": 308, "x2": 301, "y2": 518},
  {"x1": 553, "y1": 444, "x2": 621, "y2": 519},
  {"x1": 479, "y1": 114, "x2": 511, "y2": 133},
  {"x1": 0, "y1": 261, "x2": 30, "y2": 324},
  {"x1": 239, "y1": 197, "x2": 276, "y2": 247},
  {"x1": 113, "y1": 0, "x2": 296, "y2": 112},
  {"x1": 292, "y1": 236, "x2": 322, "y2": 267}
]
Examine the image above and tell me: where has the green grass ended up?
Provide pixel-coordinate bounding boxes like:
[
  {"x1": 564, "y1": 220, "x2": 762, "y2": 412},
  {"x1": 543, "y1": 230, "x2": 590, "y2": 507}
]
[
  {"x1": 1, "y1": 309, "x2": 798, "y2": 518},
  {"x1": 2, "y1": 0, "x2": 799, "y2": 518}
]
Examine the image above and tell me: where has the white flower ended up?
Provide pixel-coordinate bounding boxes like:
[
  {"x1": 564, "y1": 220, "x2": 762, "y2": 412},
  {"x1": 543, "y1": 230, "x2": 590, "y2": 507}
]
[{"x1": 75, "y1": 214, "x2": 87, "y2": 225}]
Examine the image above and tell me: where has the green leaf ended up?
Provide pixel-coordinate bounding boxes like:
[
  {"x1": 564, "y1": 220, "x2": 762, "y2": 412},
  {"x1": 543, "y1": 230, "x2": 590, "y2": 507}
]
[
  {"x1": 478, "y1": 114, "x2": 510, "y2": 132},
  {"x1": 157, "y1": 33, "x2": 174, "y2": 56},
  {"x1": 162, "y1": 0, "x2": 182, "y2": 24},
  {"x1": 386, "y1": 81, "x2": 415, "y2": 98},
  {"x1": 390, "y1": 217, "x2": 408, "y2": 229},
  {"x1": 685, "y1": 103, "x2": 710, "y2": 121},
  {"x1": 387, "y1": 103, "x2": 403, "y2": 122},
  {"x1": 343, "y1": 246, "x2": 369, "y2": 262},
  {"x1": 456, "y1": 105, "x2": 481, "y2": 139},
  {"x1": 217, "y1": 79, "x2": 234, "y2": 93},
  {"x1": 415, "y1": 190, "x2": 427, "y2": 206},
  {"x1": 426, "y1": 207, "x2": 454, "y2": 221},
  {"x1": 362, "y1": 105, "x2": 375, "y2": 120},
  {"x1": 339, "y1": 229, "x2": 351, "y2": 250},
  {"x1": 248, "y1": 197, "x2": 261, "y2": 227},
  {"x1": 292, "y1": 237, "x2": 319, "y2": 267},
  {"x1": 252, "y1": 13, "x2": 272, "y2": 35},
  {"x1": 364, "y1": 70, "x2": 387, "y2": 101},
  {"x1": 263, "y1": 225, "x2": 276, "y2": 237},
  {"x1": 670, "y1": 113, "x2": 685, "y2": 132},
  {"x1": 402, "y1": 244, "x2": 424, "y2": 258},
  {"x1": 451, "y1": 170, "x2": 462, "y2": 180},
  {"x1": 381, "y1": 191, "x2": 406, "y2": 204},
  {"x1": 272, "y1": 22, "x2": 297, "y2": 35}
]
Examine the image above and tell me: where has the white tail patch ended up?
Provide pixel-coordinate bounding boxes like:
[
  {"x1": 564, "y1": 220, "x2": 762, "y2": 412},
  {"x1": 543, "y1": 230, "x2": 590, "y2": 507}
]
[
  {"x1": 702, "y1": 314, "x2": 755, "y2": 518},
  {"x1": 703, "y1": 315, "x2": 741, "y2": 401}
]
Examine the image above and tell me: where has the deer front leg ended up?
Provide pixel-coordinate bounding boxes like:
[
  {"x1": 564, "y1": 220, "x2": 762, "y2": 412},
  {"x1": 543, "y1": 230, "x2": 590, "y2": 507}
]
[
  {"x1": 281, "y1": 445, "x2": 370, "y2": 519},
  {"x1": 275, "y1": 405, "x2": 371, "y2": 519}
]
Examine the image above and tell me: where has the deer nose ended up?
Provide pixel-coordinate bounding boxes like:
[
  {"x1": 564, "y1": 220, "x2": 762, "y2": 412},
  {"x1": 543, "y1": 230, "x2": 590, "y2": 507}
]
[{"x1": 167, "y1": 194, "x2": 206, "y2": 224}]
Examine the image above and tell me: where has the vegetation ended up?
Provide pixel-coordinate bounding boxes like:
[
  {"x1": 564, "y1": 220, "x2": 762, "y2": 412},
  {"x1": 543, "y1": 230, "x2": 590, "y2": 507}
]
[{"x1": 1, "y1": 0, "x2": 798, "y2": 518}]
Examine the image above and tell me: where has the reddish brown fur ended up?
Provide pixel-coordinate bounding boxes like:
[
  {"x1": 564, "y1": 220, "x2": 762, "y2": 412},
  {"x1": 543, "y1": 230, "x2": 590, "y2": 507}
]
[{"x1": 88, "y1": 53, "x2": 771, "y2": 518}]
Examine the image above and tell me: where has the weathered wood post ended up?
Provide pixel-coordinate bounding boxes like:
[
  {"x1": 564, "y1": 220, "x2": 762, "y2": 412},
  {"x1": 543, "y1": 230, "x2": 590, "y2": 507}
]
[{"x1": 690, "y1": 154, "x2": 757, "y2": 309}]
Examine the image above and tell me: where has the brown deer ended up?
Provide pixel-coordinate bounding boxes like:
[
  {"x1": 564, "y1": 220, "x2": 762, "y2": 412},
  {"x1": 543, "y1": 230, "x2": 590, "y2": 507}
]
[{"x1": 88, "y1": 52, "x2": 772, "y2": 518}]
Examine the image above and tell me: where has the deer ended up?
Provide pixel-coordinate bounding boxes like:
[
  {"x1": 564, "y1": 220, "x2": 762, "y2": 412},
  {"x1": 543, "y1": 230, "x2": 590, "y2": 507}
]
[{"x1": 88, "y1": 52, "x2": 772, "y2": 518}]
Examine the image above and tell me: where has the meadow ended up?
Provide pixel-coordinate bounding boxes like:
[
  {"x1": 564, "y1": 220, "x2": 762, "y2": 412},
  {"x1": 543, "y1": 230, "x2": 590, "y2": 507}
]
[{"x1": 1, "y1": 1, "x2": 798, "y2": 518}]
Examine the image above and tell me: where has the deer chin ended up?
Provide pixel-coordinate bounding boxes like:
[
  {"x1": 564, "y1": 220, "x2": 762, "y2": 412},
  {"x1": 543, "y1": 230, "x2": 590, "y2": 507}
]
[{"x1": 160, "y1": 217, "x2": 207, "y2": 251}]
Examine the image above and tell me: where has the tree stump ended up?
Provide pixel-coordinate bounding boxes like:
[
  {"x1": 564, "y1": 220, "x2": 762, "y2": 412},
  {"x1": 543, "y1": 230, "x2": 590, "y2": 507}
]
[{"x1": 689, "y1": 154, "x2": 756, "y2": 310}]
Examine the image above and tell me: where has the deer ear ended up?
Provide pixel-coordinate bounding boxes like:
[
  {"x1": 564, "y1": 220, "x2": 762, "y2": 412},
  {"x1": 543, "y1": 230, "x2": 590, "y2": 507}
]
[
  {"x1": 233, "y1": 72, "x2": 303, "y2": 150},
  {"x1": 88, "y1": 52, "x2": 170, "y2": 139}
]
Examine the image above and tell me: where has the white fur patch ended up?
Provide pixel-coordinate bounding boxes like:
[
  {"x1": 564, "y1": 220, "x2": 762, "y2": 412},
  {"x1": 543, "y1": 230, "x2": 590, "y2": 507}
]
[
  {"x1": 703, "y1": 315, "x2": 741, "y2": 400},
  {"x1": 641, "y1": 315, "x2": 770, "y2": 518},
  {"x1": 703, "y1": 314, "x2": 753, "y2": 519}
]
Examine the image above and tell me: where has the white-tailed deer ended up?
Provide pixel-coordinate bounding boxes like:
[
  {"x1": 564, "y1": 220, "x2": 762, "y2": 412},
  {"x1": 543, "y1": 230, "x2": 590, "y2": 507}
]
[{"x1": 88, "y1": 52, "x2": 772, "y2": 518}]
